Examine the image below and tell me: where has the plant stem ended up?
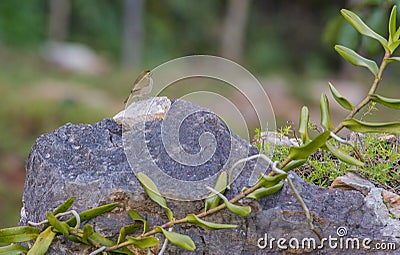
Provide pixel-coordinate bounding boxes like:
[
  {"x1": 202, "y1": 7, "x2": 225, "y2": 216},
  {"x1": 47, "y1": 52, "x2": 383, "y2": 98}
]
[
  {"x1": 104, "y1": 181, "x2": 264, "y2": 252},
  {"x1": 278, "y1": 157, "x2": 291, "y2": 169},
  {"x1": 334, "y1": 51, "x2": 390, "y2": 134},
  {"x1": 148, "y1": 181, "x2": 262, "y2": 236},
  {"x1": 278, "y1": 51, "x2": 391, "y2": 170},
  {"x1": 69, "y1": 229, "x2": 102, "y2": 249},
  {"x1": 158, "y1": 227, "x2": 172, "y2": 255},
  {"x1": 286, "y1": 176, "x2": 321, "y2": 240}
]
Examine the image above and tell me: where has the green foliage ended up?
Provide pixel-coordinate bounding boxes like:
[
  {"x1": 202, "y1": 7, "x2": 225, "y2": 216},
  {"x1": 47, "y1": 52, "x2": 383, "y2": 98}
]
[
  {"x1": 70, "y1": 1, "x2": 123, "y2": 57},
  {"x1": 281, "y1": 159, "x2": 307, "y2": 172},
  {"x1": 258, "y1": 172, "x2": 288, "y2": 188},
  {"x1": 340, "y1": 9, "x2": 388, "y2": 51},
  {"x1": 268, "y1": 132, "x2": 399, "y2": 191},
  {"x1": 0, "y1": 199, "x2": 140, "y2": 254},
  {"x1": 370, "y1": 94, "x2": 400, "y2": 109},
  {"x1": 306, "y1": 153, "x2": 344, "y2": 187},
  {"x1": 388, "y1": 6, "x2": 400, "y2": 52},
  {"x1": 386, "y1": 56, "x2": 400, "y2": 62},
  {"x1": 82, "y1": 224, "x2": 94, "y2": 243},
  {"x1": 156, "y1": 227, "x2": 195, "y2": 251},
  {"x1": 46, "y1": 212, "x2": 69, "y2": 236},
  {"x1": 334, "y1": 45, "x2": 379, "y2": 76},
  {"x1": 223, "y1": 200, "x2": 252, "y2": 217},
  {"x1": 325, "y1": 141, "x2": 364, "y2": 167},
  {"x1": 185, "y1": 214, "x2": 237, "y2": 230},
  {"x1": 320, "y1": 93, "x2": 335, "y2": 131},
  {"x1": 324, "y1": 16, "x2": 360, "y2": 51},
  {"x1": 27, "y1": 226, "x2": 56, "y2": 255},
  {"x1": 326, "y1": 135, "x2": 396, "y2": 189},
  {"x1": 206, "y1": 186, "x2": 251, "y2": 216},
  {"x1": 288, "y1": 131, "x2": 330, "y2": 160},
  {"x1": 41, "y1": 198, "x2": 75, "y2": 230},
  {"x1": 265, "y1": 3, "x2": 400, "y2": 194},
  {"x1": 278, "y1": 124, "x2": 293, "y2": 138},
  {"x1": 127, "y1": 236, "x2": 159, "y2": 249},
  {"x1": 65, "y1": 203, "x2": 118, "y2": 227},
  {"x1": 52, "y1": 197, "x2": 75, "y2": 216},
  {"x1": 362, "y1": 135, "x2": 399, "y2": 189},
  {"x1": 246, "y1": 182, "x2": 284, "y2": 200},
  {"x1": 328, "y1": 82, "x2": 354, "y2": 111},
  {"x1": 324, "y1": 2, "x2": 396, "y2": 56},
  {"x1": 128, "y1": 211, "x2": 150, "y2": 234},
  {"x1": 204, "y1": 171, "x2": 227, "y2": 212},
  {"x1": 342, "y1": 119, "x2": 400, "y2": 134},
  {"x1": 0, "y1": 244, "x2": 28, "y2": 255},
  {"x1": 0, "y1": 1, "x2": 357, "y2": 76},
  {"x1": 0, "y1": 226, "x2": 40, "y2": 243},
  {"x1": 0, "y1": 0, "x2": 46, "y2": 46},
  {"x1": 137, "y1": 172, "x2": 174, "y2": 221},
  {"x1": 117, "y1": 224, "x2": 140, "y2": 245},
  {"x1": 298, "y1": 106, "x2": 310, "y2": 143}
]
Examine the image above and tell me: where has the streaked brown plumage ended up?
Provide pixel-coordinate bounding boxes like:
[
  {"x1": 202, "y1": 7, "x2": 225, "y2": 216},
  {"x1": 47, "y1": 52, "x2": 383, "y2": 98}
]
[{"x1": 123, "y1": 70, "x2": 153, "y2": 104}]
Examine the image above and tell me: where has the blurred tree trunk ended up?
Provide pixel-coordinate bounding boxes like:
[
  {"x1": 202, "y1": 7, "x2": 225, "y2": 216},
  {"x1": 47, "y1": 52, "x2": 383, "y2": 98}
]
[
  {"x1": 48, "y1": 0, "x2": 70, "y2": 41},
  {"x1": 220, "y1": 0, "x2": 250, "y2": 62},
  {"x1": 122, "y1": 0, "x2": 144, "y2": 69}
]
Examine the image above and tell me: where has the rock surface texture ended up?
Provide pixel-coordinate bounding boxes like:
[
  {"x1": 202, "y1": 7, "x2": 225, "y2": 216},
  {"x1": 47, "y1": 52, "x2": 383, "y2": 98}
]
[{"x1": 21, "y1": 98, "x2": 399, "y2": 254}]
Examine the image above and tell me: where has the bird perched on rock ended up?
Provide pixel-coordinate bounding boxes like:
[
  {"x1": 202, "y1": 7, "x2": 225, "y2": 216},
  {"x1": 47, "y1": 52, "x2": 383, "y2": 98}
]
[{"x1": 124, "y1": 70, "x2": 153, "y2": 104}]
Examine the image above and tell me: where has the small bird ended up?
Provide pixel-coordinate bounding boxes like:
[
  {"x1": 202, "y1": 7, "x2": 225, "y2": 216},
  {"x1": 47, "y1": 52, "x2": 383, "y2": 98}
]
[{"x1": 124, "y1": 70, "x2": 153, "y2": 104}]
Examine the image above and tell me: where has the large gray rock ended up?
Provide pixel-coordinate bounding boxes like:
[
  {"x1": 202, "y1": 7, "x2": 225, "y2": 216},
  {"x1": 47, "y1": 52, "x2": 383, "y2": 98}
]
[{"x1": 21, "y1": 98, "x2": 399, "y2": 254}]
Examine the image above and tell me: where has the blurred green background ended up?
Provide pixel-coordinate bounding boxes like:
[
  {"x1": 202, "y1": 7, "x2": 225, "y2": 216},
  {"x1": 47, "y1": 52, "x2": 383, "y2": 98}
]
[{"x1": 1, "y1": 0, "x2": 400, "y2": 228}]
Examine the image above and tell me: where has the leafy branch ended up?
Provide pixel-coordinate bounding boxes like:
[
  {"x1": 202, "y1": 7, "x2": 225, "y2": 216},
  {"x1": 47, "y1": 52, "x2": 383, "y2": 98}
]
[{"x1": 278, "y1": 5, "x2": 400, "y2": 171}]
